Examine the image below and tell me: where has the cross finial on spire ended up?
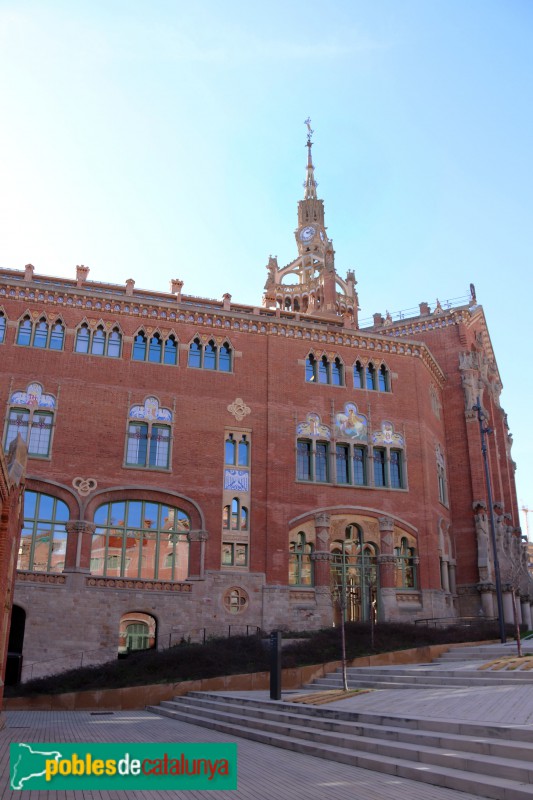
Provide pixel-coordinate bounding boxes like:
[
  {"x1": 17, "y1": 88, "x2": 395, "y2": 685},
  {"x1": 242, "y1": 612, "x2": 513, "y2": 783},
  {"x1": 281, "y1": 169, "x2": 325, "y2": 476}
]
[{"x1": 303, "y1": 117, "x2": 317, "y2": 199}]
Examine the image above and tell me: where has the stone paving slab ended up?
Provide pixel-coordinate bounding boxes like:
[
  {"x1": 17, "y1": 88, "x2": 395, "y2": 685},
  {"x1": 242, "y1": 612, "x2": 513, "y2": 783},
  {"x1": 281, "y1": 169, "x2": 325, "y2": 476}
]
[{"x1": 1, "y1": 709, "x2": 485, "y2": 800}]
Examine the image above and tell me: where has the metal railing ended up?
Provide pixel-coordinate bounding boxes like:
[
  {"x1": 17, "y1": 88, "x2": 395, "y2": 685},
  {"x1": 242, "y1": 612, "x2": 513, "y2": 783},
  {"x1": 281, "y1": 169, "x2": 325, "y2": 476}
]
[
  {"x1": 358, "y1": 293, "x2": 472, "y2": 330},
  {"x1": 414, "y1": 616, "x2": 497, "y2": 629}
]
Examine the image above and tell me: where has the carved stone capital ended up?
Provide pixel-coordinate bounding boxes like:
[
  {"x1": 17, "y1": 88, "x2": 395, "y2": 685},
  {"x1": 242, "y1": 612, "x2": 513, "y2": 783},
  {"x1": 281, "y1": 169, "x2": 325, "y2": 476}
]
[
  {"x1": 311, "y1": 551, "x2": 332, "y2": 562},
  {"x1": 314, "y1": 512, "x2": 331, "y2": 530},
  {"x1": 378, "y1": 516, "x2": 394, "y2": 533},
  {"x1": 477, "y1": 582, "x2": 495, "y2": 593},
  {"x1": 377, "y1": 554, "x2": 397, "y2": 565},
  {"x1": 188, "y1": 529, "x2": 209, "y2": 543}
]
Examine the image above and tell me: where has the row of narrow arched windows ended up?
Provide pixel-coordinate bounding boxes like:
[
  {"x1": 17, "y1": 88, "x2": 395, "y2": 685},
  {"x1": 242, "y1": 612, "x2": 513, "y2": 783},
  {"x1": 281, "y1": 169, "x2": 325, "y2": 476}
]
[
  {"x1": 132, "y1": 331, "x2": 178, "y2": 364},
  {"x1": 76, "y1": 323, "x2": 122, "y2": 357},
  {"x1": 16, "y1": 316, "x2": 65, "y2": 350},
  {"x1": 188, "y1": 338, "x2": 232, "y2": 371},
  {"x1": 306, "y1": 355, "x2": 391, "y2": 391}
]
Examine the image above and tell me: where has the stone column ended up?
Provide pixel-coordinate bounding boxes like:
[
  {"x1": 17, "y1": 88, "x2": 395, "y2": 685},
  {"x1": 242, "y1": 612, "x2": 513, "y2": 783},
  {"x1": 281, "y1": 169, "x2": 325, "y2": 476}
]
[
  {"x1": 448, "y1": 562, "x2": 457, "y2": 595},
  {"x1": 440, "y1": 558, "x2": 450, "y2": 593},
  {"x1": 478, "y1": 583, "x2": 495, "y2": 618},
  {"x1": 188, "y1": 530, "x2": 208, "y2": 580},
  {"x1": 502, "y1": 584, "x2": 515, "y2": 625},
  {"x1": 64, "y1": 521, "x2": 95, "y2": 572},
  {"x1": 312, "y1": 513, "x2": 331, "y2": 587},
  {"x1": 378, "y1": 516, "x2": 395, "y2": 589}
]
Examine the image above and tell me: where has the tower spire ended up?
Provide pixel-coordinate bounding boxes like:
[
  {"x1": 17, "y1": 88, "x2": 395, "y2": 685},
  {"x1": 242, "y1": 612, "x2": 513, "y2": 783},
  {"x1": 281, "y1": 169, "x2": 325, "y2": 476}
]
[{"x1": 303, "y1": 117, "x2": 317, "y2": 200}]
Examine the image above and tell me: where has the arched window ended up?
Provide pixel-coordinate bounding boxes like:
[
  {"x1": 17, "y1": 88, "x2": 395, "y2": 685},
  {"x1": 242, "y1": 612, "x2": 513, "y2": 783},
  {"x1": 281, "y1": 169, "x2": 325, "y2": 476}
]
[
  {"x1": 318, "y1": 355, "x2": 329, "y2": 384},
  {"x1": 204, "y1": 341, "x2": 216, "y2": 370},
  {"x1": 17, "y1": 316, "x2": 32, "y2": 346},
  {"x1": 297, "y1": 439, "x2": 330, "y2": 482},
  {"x1": 289, "y1": 532, "x2": 314, "y2": 586},
  {"x1": 33, "y1": 318, "x2": 49, "y2": 348},
  {"x1": 91, "y1": 325, "x2": 106, "y2": 355},
  {"x1": 75, "y1": 323, "x2": 90, "y2": 353},
  {"x1": 132, "y1": 332, "x2": 147, "y2": 361},
  {"x1": 305, "y1": 354, "x2": 317, "y2": 382},
  {"x1": 395, "y1": 537, "x2": 417, "y2": 588},
  {"x1": 125, "y1": 398, "x2": 172, "y2": 469},
  {"x1": 366, "y1": 362, "x2": 376, "y2": 390},
  {"x1": 330, "y1": 526, "x2": 379, "y2": 622},
  {"x1": 188, "y1": 338, "x2": 202, "y2": 368},
  {"x1": 378, "y1": 364, "x2": 390, "y2": 392},
  {"x1": 148, "y1": 334, "x2": 162, "y2": 363},
  {"x1": 436, "y1": 445, "x2": 448, "y2": 505},
  {"x1": 4, "y1": 389, "x2": 55, "y2": 458},
  {"x1": 107, "y1": 327, "x2": 122, "y2": 358},
  {"x1": 91, "y1": 499, "x2": 190, "y2": 581},
  {"x1": 225, "y1": 434, "x2": 236, "y2": 465},
  {"x1": 219, "y1": 343, "x2": 231, "y2": 372},
  {"x1": 238, "y1": 435, "x2": 249, "y2": 466},
  {"x1": 353, "y1": 361, "x2": 363, "y2": 389},
  {"x1": 331, "y1": 357, "x2": 344, "y2": 386},
  {"x1": 0, "y1": 311, "x2": 5, "y2": 343},
  {"x1": 19, "y1": 490, "x2": 68, "y2": 573},
  {"x1": 164, "y1": 335, "x2": 177, "y2": 365},
  {"x1": 49, "y1": 321, "x2": 64, "y2": 350}
]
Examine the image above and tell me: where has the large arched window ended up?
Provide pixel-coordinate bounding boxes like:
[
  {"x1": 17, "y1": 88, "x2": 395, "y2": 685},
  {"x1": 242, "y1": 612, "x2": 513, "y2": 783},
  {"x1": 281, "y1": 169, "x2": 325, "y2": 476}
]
[
  {"x1": 19, "y1": 491, "x2": 69, "y2": 573},
  {"x1": 3, "y1": 383, "x2": 56, "y2": 458},
  {"x1": 330, "y1": 525, "x2": 379, "y2": 623},
  {"x1": 91, "y1": 499, "x2": 190, "y2": 581}
]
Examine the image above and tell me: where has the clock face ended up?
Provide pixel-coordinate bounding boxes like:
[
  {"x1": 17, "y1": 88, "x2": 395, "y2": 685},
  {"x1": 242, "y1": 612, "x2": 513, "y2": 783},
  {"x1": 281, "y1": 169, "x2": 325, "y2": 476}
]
[{"x1": 299, "y1": 225, "x2": 316, "y2": 242}]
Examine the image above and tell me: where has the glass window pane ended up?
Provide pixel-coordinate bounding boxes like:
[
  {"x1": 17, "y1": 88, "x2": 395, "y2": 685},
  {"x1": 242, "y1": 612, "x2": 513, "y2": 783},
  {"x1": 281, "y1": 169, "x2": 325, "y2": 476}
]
[
  {"x1": 238, "y1": 437, "x2": 249, "y2": 466},
  {"x1": 390, "y1": 450, "x2": 402, "y2": 488},
  {"x1": 219, "y1": 345, "x2": 231, "y2": 372},
  {"x1": 222, "y1": 543, "x2": 233, "y2": 565},
  {"x1": 366, "y1": 365, "x2": 375, "y2": 390},
  {"x1": 37, "y1": 493, "x2": 54, "y2": 520},
  {"x1": 33, "y1": 321, "x2": 48, "y2": 348},
  {"x1": 374, "y1": 449, "x2": 386, "y2": 486},
  {"x1": 177, "y1": 510, "x2": 190, "y2": 531},
  {"x1": 332, "y1": 360, "x2": 343, "y2": 386},
  {"x1": 188, "y1": 340, "x2": 201, "y2": 368},
  {"x1": 0, "y1": 314, "x2": 5, "y2": 343},
  {"x1": 23, "y1": 490, "x2": 37, "y2": 519},
  {"x1": 126, "y1": 422, "x2": 148, "y2": 465},
  {"x1": 148, "y1": 336, "x2": 162, "y2": 363},
  {"x1": 110, "y1": 502, "x2": 126, "y2": 526},
  {"x1": 204, "y1": 342, "x2": 216, "y2": 370},
  {"x1": 143, "y1": 502, "x2": 159, "y2": 529},
  {"x1": 235, "y1": 544, "x2": 248, "y2": 566},
  {"x1": 336, "y1": 445, "x2": 349, "y2": 483},
  {"x1": 107, "y1": 330, "x2": 121, "y2": 358},
  {"x1": 91, "y1": 328, "x2": 105, "y2": 355},
  {"x1": 354, "y1": 363, "x2": 362, "y2": 389},
  {"x1": 5, "y1": 409, "x2": 30, "y2": 449},
  {"x1": 50, "y1": 529, "x2": 67, "y2": 572},
  {"x1": 54, "y1": 499, "x2": 69, "y2": 522},
  {"x1": 305, "y1": 356, "x2": 315, "y2": 382},
  {"x1": 163, "y1": 337, "x2": 177, "y2": 365},
  {"x1": 18, "y1": 526, "x2": 33, "y2": 570},
  {"x1": 132, "y1": 334, "x2": 147, "y2": 361},
  {"x1": 127, "y1": 501, "x2": 142, "y2": 528},
  {"x1": 297, "y1": 440, "x2": 311, "y2": 481},
  {"x1": 318, "y1": 358, "x2": 329, "y2": 384},
  {"x1": 17, "y1": 319, "x2": 32, "y2": 346},
  {"x1": 149, "y1": 425, "x2": 170, "y2": 468},
  {"x1": 316, "y1": 442, "x2": 329, "y2": 481},
  {"x1": 353, "y1": 447, "x2": 366, "y2": 485},
  {"x1": 378, "y1": 366, "x2": 388, "y2": 391},
  {"x1": 75, "y1": 326, "x2": 90, "y2": 353},
  {"x1": 49, "y1": 323, "x2": 64, "y2": 350},
  {"x1": 225, "y1": 436, "x2": 236, "y2": 464},
  {"x1": 94, "y1": 503, "x2": 109, "y2": 525},
  {"x1": 28, "y1": 413, "x2": 52, "y2": 456}
]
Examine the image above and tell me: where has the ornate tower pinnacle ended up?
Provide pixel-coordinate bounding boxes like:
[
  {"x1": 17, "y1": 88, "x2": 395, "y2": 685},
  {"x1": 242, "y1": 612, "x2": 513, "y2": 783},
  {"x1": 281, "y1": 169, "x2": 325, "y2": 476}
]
[{"x1": 304, "y1": 117, "x2": 318, "y2": 200}]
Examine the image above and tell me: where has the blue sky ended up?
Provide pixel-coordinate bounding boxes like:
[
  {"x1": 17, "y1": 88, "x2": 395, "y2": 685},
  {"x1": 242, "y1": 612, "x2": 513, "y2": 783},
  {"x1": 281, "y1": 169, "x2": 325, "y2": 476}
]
[{"x1": 1, "y1": 1, "x2": 532, "y2": 532}]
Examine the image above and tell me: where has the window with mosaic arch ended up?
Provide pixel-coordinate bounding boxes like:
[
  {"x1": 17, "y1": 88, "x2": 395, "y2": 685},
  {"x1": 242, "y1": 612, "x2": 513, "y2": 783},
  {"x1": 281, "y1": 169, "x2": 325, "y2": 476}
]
[
  {"x1": 3, "y1": 383, "x2": 56, "y2": 458},
  {"x1": 125, "y1": 397, "x2": 172, "y2": 469},
  {"x1": 75, "y1": 322, "x2": 122, "y2": 358},
  {"x1": 19, "y1": 490, "x2": 69, "y2": 573},
  {"x1": 289, "y1": 532, "x2": 314, "y2": 586},
  {"x1": 90, "y1": 499, "x2": 190, "y2": 580},
  {"x1": 394, "y1": 536, "x2": 417, "y2": 589}
]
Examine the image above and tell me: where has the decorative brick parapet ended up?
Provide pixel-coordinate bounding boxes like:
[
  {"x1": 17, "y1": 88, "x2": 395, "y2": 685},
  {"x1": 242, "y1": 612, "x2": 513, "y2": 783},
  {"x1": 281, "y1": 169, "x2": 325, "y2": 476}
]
[
  {"x1": 85, "y1": 577, "x2": 191, "y2": 592},
  {"x1": 16, "y1": 571, "x2": 66, "y2": 585}
]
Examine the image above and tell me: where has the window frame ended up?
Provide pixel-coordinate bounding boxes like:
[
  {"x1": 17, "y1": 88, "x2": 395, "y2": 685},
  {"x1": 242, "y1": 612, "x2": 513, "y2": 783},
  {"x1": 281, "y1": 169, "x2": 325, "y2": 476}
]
[{"x1": 188, "y1": 337, "x2": 232, "y2": 371}]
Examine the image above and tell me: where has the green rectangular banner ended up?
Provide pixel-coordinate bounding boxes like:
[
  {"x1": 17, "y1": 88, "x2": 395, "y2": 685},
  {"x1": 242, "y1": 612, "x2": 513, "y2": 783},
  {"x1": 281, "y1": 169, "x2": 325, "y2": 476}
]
[{"x1": 10, "y1": 742, "x2": 238, "y2": 790}]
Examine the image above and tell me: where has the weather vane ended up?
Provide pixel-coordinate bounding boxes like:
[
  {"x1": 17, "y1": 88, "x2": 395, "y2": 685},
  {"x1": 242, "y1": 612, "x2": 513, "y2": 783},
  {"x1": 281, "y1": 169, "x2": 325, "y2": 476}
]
[{"x1": 304, "y1": 117, "x2": 314, "y2": 142}]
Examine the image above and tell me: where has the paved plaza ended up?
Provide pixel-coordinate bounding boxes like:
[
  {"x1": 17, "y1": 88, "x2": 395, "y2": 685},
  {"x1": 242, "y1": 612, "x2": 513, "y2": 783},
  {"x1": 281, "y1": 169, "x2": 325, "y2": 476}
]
[{"x1": 2, "y1": 643, "x2": 533, "y2": 800}]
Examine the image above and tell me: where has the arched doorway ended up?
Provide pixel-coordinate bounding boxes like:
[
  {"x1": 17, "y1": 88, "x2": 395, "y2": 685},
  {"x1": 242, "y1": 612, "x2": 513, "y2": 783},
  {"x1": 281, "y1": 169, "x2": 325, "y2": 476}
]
[
  {"x1": 330, "y1": 524, "x2": 379, "y2": 624},
  {"x1": 6, "y1": 605, "x2": 25, "y2": 685}
]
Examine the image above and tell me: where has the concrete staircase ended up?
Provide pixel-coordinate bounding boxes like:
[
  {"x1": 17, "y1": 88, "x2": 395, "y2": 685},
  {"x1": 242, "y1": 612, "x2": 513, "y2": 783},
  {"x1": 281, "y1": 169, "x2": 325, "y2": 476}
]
[{"x1": 148, "y1": 690, "x2": 533, "y2": 799}]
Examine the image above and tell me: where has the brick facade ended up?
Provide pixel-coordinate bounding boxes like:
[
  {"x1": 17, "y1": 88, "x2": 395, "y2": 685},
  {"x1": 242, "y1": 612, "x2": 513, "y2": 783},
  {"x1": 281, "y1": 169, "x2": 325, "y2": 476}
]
[{"x1": 1, "y1": 139, "x2": 529, "y2": 682}]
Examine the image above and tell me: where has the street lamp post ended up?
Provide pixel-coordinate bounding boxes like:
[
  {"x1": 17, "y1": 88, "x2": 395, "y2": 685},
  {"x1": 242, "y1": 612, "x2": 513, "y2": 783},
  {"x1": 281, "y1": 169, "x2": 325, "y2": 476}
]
[{"x1": 473, "y1": 397, "x2": 506, "y2": 644}]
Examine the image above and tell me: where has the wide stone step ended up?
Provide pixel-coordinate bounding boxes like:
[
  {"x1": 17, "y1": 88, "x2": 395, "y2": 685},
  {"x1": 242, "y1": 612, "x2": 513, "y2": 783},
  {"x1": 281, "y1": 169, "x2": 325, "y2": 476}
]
[
  {"x1": 342, "y1": 669, "x2": 533, "y2": 684},
  {"x1": 147, "y1": 694, "x2": 533, "y2": 800},
  {"x1": 306, "y1": 676, "x2": 462, "y2": 690},
  {"x1": 156, "y1": 694, "x2": 533, "y2": 762}
]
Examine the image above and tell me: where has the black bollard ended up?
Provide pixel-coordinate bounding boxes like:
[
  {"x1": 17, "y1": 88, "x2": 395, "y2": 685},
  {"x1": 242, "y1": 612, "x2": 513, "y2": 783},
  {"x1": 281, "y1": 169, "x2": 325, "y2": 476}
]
[{"x1": 269, "y1": 630, "x2": 282, "y2": 700}]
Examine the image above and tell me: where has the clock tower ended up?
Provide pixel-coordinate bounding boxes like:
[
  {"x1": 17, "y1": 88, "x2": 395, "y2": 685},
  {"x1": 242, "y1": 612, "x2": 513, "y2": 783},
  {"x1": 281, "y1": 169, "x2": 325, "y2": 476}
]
[{"x1": 263, "y1": 120, "x2": 359, "y2": 326}]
